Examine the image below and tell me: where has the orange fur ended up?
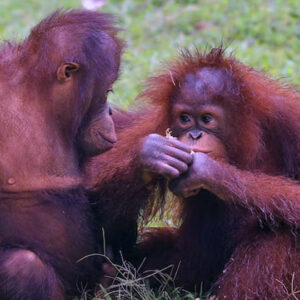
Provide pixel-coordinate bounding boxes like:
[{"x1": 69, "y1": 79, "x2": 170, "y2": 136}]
[{"x1": 86, "y1": 47, "x2": 300, "y2": 298}]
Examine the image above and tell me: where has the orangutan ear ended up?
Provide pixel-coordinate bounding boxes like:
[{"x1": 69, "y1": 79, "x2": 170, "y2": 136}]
[{"x1": 56, "y1": 62, "x2": 80, "y2": 82}]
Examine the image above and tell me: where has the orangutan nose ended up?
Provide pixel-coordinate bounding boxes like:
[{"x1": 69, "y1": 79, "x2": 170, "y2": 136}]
[{"x1": 188, "y1": 130, "x2": 203, "y2": 140}]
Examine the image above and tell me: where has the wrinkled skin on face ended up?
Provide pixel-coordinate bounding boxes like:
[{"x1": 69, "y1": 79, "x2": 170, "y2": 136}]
[
  {"x1": 48, "y1": 29, "x2": 120, "y2": 158},
  {"x1": 170, "y1": 67, "x2": 229, "y2": 161},
  {"x1": 139, "y1": 67, "x2": 228, "y2": 185},
  {"x1": 53, "y1": 66, "x2": 117, "y2": 155},
  {"x1": 167, "y1": 68, "x2": 231, "y2": 196},
  {"x1": 76, "y1": 75, "x2": 117, "y2": 157},
  {"x1": 75, "y1": 35, "x2": 120, "y2": 157}
]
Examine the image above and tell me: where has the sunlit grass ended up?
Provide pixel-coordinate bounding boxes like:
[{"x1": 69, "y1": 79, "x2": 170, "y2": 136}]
[
  {"x1": 76, "y1": 253, "x2": 206, "y2": 300},
  {"x1": 0, "y1": 0, "x2": 299, "y2": 109}
]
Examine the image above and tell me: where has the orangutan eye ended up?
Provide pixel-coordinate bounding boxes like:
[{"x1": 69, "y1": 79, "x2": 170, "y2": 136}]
[
  {"x1": 106, "y1": 88, "x2": 114, "y2": 95},
  {"x1": 202, "y1": 114, "x2": 213, "y2": 124},
  {"x1": 180, "y1": 114, "x2": 191, "y2": 123}
]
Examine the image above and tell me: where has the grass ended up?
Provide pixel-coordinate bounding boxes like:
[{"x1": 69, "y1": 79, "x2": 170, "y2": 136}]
[
  {"x1": 76, "y1": 253, "x2": 206, "y2": 300},
  {"x1": 1, "y1": 1, "x2": 300, "y2": 298},
  {"x1": 0, "y1": 0, "x2": 300, "y2": 109},
  {"x1": 97, "y1": 258, "x2": 195, "y2": 300}
]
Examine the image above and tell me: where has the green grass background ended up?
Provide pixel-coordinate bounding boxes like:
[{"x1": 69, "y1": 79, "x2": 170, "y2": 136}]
[{"x1": 0, "y1": 0, "x2": 299, "y2": 109}]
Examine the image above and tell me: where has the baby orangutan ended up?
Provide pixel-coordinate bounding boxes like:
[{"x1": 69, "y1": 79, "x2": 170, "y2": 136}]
[
  {"x1": 0, "y1": 10, "x2": 123, "y2": 299},
  {"x1": 87, "y1": 48, "x2": 300, "y2": 299},
  {"x1": 136, "y1": 49, "x2": 300, "y2": 299}
]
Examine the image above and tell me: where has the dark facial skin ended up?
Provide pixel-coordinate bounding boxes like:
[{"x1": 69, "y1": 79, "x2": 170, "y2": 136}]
[
  {"x1": 139, "y1": 67, "x2": 228, "y2": 183},
  {"x1": 52, "y1": 61, "x2": 118, "y2": 158},
  {"x1": 53, "y1": 32, "x2": 119, "y2": 158},
  {"x1": 76, "y1": 76, "x2": 117, "y2": 157},
  {"x1": 77, "y1": 36, "x2": 120, "y2": 157},
  {"x1": 170, "y1": 70, "x2": 228, "y2": 160},
  {"x1": 168, "y1": 67, "x2": 231, "y2": 196}
]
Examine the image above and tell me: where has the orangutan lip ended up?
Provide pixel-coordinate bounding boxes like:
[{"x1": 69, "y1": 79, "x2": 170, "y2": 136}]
[
  {"x1": 98, "y1": 132, "x2": 117, "y2": 145},
  {"x1": 192, "y1": 149, "x2": 212, "y2": 154}
]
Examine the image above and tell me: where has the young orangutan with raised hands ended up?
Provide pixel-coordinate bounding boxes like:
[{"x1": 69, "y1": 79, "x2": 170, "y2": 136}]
[{"x1": 86, "y1": 47, "x2": 300, "y2": 299}]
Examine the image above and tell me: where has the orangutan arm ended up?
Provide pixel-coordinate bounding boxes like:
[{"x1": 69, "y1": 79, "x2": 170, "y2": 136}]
[{"x1": 170, "y1": 152, "x2": 300, "y2": 227}]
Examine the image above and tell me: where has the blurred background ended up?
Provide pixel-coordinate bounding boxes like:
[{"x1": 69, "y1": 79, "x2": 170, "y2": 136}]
[{"x1": 0, "y1": 0, "x2": 299, "y2": 108}]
